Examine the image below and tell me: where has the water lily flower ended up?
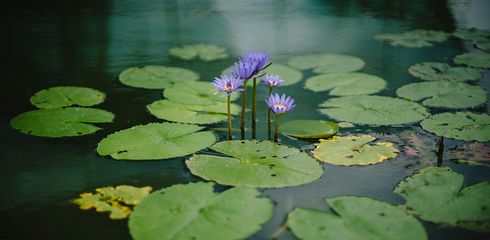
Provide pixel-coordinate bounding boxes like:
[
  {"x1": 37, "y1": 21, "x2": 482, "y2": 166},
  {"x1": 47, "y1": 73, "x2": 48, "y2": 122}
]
[
  {"x1": 262, "y1": 73, "x2": 284, "y2": 88},
  {"x1": 233, "y1": 60, "x2": 256, "y2": 81},
  {"x1": 211, "y1": 74, "x2": 243, "y2": 95},
  {"x1": 240, "y1": 51, "x2": 270, "y2": 72},
  {"x1": 266, "y1": 93, "x2": 296, "y2": 115}
]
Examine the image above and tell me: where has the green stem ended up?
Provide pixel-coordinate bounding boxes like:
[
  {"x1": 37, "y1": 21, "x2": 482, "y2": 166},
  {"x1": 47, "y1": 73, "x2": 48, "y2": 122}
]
[
  {"x1": 240, "y1": 80, "x2": 248, "y2": 140},
  {"x1": 267, "y1": 88, "x2": 272, "y2": 140},
  {"x1": 274, "y1": 115, "x2": 280, "y2": 143},
  {"x1": 227, "y1": 95, "x2": 232, "y2": 140},
  {"x1": 252, "y1": 78, "x2": 257, "y2": 139}
]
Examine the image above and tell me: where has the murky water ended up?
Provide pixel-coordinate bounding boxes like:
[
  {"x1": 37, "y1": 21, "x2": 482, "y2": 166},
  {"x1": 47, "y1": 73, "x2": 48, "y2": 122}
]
[{"x1": 1, "y1": 0, "x2": 489, "y2": 239}]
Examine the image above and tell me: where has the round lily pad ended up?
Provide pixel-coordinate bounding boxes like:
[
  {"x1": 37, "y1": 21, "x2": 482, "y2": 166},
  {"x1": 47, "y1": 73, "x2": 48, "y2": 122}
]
[
  {"x1": 279, "y1": 120, "x2": 339, "y2": 138},
  {"x1": 147, "y1": 100, "x2": 240, "y2": 125},
  {"x1": 304, "y1": 72, "x2": 386, "y2": 95},
  {"x1": 169, "y1": 43, "x2": 228, "y2": 61},
  {"x1": 288, "y1": 53, "x2": 365, "y2": 74},
  {"x1": 129, "y1": 182, "x2": 273, "y2": 240},
  {"x1": 288, "y1": 196, "x2": 428, "y2": 240},
  {"x1": 477, "y1": 41, "x2": 490, "y2": 51},
  {"x1": 408, "y1": 62, "x2": 481, "y2": 81},
  {"x1": 454, "y1": 52, "x2": 490, "y2": 68},
  {"x1": 260, "y1": 63, "x2": 303, "y2": 86},
  {"x1": 30, "y1": 86, "x2": 105, "y2": 109},
  {"x1": 186, "y1": 140, "x2": 323, "y2": 188},
  {"x1": 396, "y1": 81, "x2": 487, "y2": 109},
  {"x1": 453, "y1": 28, "x2": 490, "y2": 42},
  {"x1": 374, "y1": 30, "x2": 449, "y2": 48},
  {"x1": 319, "y1": 95, "x2": 429, "y2": 126},
  {"x1": 10, "y1": 107, "x2": 114, "y2": 137},
  {"x1": 420, "y1": 112, "x2": 490, "y2": 142},
  {"x1": 119, "y1": 65, "x2": 199, "y2": 89},
  {"x1": 163, "y1": 81, "x2": 239, "y2": 106},
  {"x1": 97, "y1": 122, "x2": 216, "y2": 160},
  {"x1": 395, "y1": 167, "x2": 490, "y2": 232},
  {"x1": 312, "y1": 135, "x2": 399, "y2": 166}
]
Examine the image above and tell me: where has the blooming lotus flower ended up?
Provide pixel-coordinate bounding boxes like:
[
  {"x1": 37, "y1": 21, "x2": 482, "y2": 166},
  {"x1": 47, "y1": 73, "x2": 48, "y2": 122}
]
[
  {"x1": 232, "y1": 60, "x2": 256, "y2": 80},
  {"x1": 266, "y1": 93, "x2": 295, "y2": 115},
  {"x1": 262, "y1": 73, "x2": 284, "y2": 87},
  {"x1": 240, "y1": 51, "x2": 270, "y2": 72},
  {"x1": 211, "y1": 74, "x2": 243, "y2": 95}
]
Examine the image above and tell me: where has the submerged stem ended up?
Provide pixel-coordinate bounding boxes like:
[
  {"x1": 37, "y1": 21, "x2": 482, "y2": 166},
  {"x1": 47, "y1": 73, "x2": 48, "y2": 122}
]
[
  {"x1": 240, "y1": 80, "x2": 248, "y2": 140},
  {"x1": 267, "y1": 88, "x2": 272, "y2": 140},
  {"x1": 252, "y1": 78, "x2": 257, "y2": 139},
  {"x1": 227, "y1": 95, "x2": 232, "y2": 140}
]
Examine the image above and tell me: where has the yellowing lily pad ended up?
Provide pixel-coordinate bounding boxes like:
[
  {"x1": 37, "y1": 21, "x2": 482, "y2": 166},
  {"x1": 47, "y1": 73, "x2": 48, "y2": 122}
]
[
  {"x1": 288, "y1": 53, "x2": 365, "y2": 74},
  {"x1": 408, "y1": 62, "x2": 481, "y2": 81},
  {"x1": 119, "y1": 65, "x2": 199, "y2": 89},
  {"x1": 304, "y1": 72, "x2": 386, "y2": 95},
  {"x1": 374, "y1": 29, "x2": 449, "y2": 48},
  {"x1": 30, "y1": 86, "x2": 105, "y2": 109},
  {"x1": 169, "y1": 43, "x2": 228, "y2": 61},
  {"x1": 279, "y1": 120, "x2": 338, "y2": 138},
  {"x1": 163, "y1": 81, "x2": 239, "y2": 106},
  {"x1": 454, "y1": 52, "x2": 490, "y2": 68},
  {"x1": 420, "y1": 112, "x2": 490, "y2": 142}
]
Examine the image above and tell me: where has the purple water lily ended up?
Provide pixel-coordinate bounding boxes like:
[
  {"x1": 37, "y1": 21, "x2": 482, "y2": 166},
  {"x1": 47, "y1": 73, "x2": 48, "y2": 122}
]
[
  {"x1": 262, "y1": 73, "x2": 284, "y2": 88},
  {"x1": 266, "y1": 93, "x2": 295, "y2": 115},
  {"x1": 241, "y1": 51, "x2": 270, "y2": 72},
  {"x1": 212, "y1": 74, "x2": 243, "y2": 95},
  {"x1": 233, "y1": 60, "x2": 256, "y2": 80}
]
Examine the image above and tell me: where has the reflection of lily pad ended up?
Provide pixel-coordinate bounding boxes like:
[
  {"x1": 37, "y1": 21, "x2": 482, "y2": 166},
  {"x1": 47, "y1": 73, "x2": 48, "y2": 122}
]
[
  {"x1": 304, "y1": 72, "x2": 386, "y2": 95},
  {"x1": 396, "y1": 81, "x2": 487, "y2": 109},
  {"x1": 169, "y1": 44, "x2": 228, "y2": 61},
  {"x1": 420, "y1": 112, "x2": 490, "y2": 142},
  {"x1": 319, "y1": 95, "x2": 429, "y2": 126},
  {"x1": 30, "y1": 86, "x2": 105, "y2": 109},
  {"x1": 280, "y1": 120, "x2": 338, "y2": 138},
  {"x1": 147, "y1": 100, "x2": 240, "y2": 125},
  {"x1": 288, "y1": 196, "x2": 427, "y2": 240},
  {"x1": 119, "y1": 65, "x2": 199, "y2": 89},
  {"x1": 453, "y1": 28, "x2": 490, "y2": 42},
  {"x1": 164, "y1": 81, "x2": 239, "y2": 106},
  {"x1": 477, "y1": 41, "x2": 490, "y2": 51},
  {"x1": 449, "y1": 143, "x2": 490, "y2": 167},
  {"x1": 408, "y1": 62, "x2": 481, "y2": 81},
  {"x1": 186, "y1": 140, "x2": 323, "y2": 188},
  {"x1": 395, "y1": 167, "x2": 490, "y2": 232},
  {"x1": 313, "y1": 135, "x2": 399, "y2": 166},
  {"x1": 97, "y1": 123, "x2": 215, "y2": 160},
  {"x1": 288, "y1": 54, "x2": 365, "y2": 73},
  {"x1": 10, "y1": 108, "x2": 114, "y2": 137},
  {"x1": 374, "y1": 30, "x2": 449, "y2": 48},
  {"x1": 129, "y1": 182, "x2": 273, "y2": 240},
  {"x1": 454, "y1": 52, "x2": 490, "y2": 68}
]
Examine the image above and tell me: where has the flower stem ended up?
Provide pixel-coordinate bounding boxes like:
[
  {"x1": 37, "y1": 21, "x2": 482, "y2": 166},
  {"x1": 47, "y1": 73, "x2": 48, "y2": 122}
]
[
  {"x1": 267, "y1": 88, "x2": 272, "y2": 140},
  {"x1": 240, "y1": 80, "x2": 248, "y2": 140},
  {"x1": 227, "y1": 95, "x2": 232, "y2": 140},
  {"x1": 252, "y1": 77, "x2": 257, "y2": 139},
  {"x1": 274, "y1": 115, "x2": 280, "y2": 143}
]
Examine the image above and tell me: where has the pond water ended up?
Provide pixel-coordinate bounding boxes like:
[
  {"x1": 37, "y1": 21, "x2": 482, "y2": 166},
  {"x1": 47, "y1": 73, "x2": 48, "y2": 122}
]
[{"x1": 1, "y1": 0, "x2": 489, "y2": 239}]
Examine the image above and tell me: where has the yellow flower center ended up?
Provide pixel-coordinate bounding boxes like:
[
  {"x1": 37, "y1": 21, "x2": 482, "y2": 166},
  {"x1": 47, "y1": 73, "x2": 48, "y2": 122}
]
[
  {"x1": 274, "y1": 103, "x2": 286, "y2": 111},
  {"x1": 224, "y1": 83, "x2": 234, "y2": 91}
]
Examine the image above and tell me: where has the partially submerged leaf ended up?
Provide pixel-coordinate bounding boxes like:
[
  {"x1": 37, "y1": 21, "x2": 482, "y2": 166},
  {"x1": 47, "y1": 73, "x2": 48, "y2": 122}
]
[
  {"x1": 374, "y1": 29, "x2": 450, "y2": 48},
  {"x1": 280, "y1": 120, "x2": 339, "y2": 138},
  {"x1": 304, "y1": 72, "x2": 386, "y2": 95},
  {"x1": 453, "y1": 52, "x2": 490, "y2": 68},
  {"x1": 119, "y1": 65, "x2": 199, "y2": 89},
  {"x1": 163, "y1": 81, "x2": 239, "y2": 105},
  {"x1": 453, "y1": 28, "x2": 490, "y2": 42},
  {"x1": 408, "y1": 62, "x2": 481, "y2": 81},
  {"x1": 420, "y1": 112, "x2": 490, "y2": 142},
  {"x1": 169, "y1": 43, "x2": 228, "y2": 61},
  {"x1": 288, "y1": 53, "x2": 365, "y2": 73},
  {"x1": 30, "y1": 86, "x2": 105, "y2": 109},
  {"x1": 128, "y1": 182, "x2": 273, "y2": 240}
]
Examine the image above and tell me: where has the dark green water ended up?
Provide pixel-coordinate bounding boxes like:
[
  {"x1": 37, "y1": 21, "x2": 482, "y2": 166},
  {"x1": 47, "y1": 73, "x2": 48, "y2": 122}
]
[{"x1": 1, "y1": 0, "x2": 489, "y2": 239}]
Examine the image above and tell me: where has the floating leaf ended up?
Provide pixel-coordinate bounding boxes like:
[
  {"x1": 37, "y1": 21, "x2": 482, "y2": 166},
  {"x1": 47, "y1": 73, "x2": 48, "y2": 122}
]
[
  {"x1": 288, "y1": 53, "x2": 365, "y2": 74},
  {"x1": 280, "y1": 120, "x2": 338, "y2": 138},
  {"x1": 288, "y1": 196, "x2": 427, "y2": 240},
  {"x1": 453, "y1": 28, "x2": 490, "y2": 42},
  {"x1": 119, "y1": 65, "x2": 199, "y2": 89},
  {"x1": 374, "y1": 29, "x2": 449, "y2": 48},
  {"x1": 420, "y1": 112, "x2": 490, "y2": 142},
  {"x1": 304, "y1": 72, "x2": 386, "y2": 95},
  {"x1": 72, "y1": 185, "x2": 152, "y2": 220},
  {"x1": 319, "y1": 95, "x2": 429, "y2": 126},
  {"x1": 10, "y1": 108, "x2": 114, "y2": 137},
  {"x1": 477, "y1": 41, "x2": 490, "y2": 51},
  {"x1": 396, "y1": 81, "x2": 487, "y2": 109},
  {"x1": 186, "y1": 140, "x2": 323, "y2": 188},
  {"x1": 395, "y1": 167, "x2": 490, "y2": 232},
  {"x1": 408, "y1": 62, "x2": 481, "y2": 81},
  {"x1": 454, "y1": 52, "x2": 490, "y2": 68},
  {"x1": 97, "y1": 122, "x2": 216, "y2": 160},
  {"x1": 128, "y1": 182, "x2": 273, "y2": 240},
  {"x1": 260, "y1": 63, "x2": 303, "y2": 86},
  {"x1": 448, "y1": 143, "x2": 490, "y2": 167},
  {"x1": 169, "y1": 43, "x2": 228, "y2": 61},
  {"x1": 30, "y1": 86, "x2": 105, "y2": 109},
  {"x1": 163, "y1": 81, "x2": 239, "y2": 106}
]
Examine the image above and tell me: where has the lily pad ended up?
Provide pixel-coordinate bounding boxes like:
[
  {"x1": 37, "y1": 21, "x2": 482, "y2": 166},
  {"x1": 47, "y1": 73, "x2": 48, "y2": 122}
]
[
  {"x1": 186, "y1": 140, "x2": 323, "y2": 188},
  {"x1": 408, "y1": 62, "x2": 481, "y2": 81},
  {"x1": 319, "y1": 95, "x2": 429, "y2": 126},
  {"x1": 395, "y1": 167, "x2": 490, "y2": 232},
  {"x1": 288, "y1": 196, "x2": 427, "y2": 240},
  {"x1": 147, "y1": 100, "x2": 240, "y2": 125},
  {"x1": 163, "y1": 81, "x2": 239, "y2": 106},
  {"x1": 72, "y1": 185, "x2": 152, "y2": 220},
  {"x1": 128, "y1": 182, "x2": 273, "y2": 240},
  {"x1": 10, "y1": 107, "x2": 114, "y2": 137},
  {"x1": 304, "y1": 72, "x2": 386, "y2": 95},
  {"x1": 454, "y1": 52, "x2": 490, "y2": 68},
  {"x1": 396, "y1": 81, "x2": 487, "y2": 109},
  {"x1": 288, "y1": 53, "x2": 365, "y2": 74},
  {"x1": 453, "y1": 28, "x2": 490, "y2": 42},
  {"x1": 279, "y1": 120, "x2": 339, "y2": 138},
  {"x1": 374, "y1": 30, "x2": 449, "y2": 48},
  {"x1": 477, "y1": 41, "x2": 490, "y2": 51},
  {"x1": 420, "y1": 112, "x2": 490, "y2": 142},
  {"x1": 260, "y1": 63, "x2": 303, "y2": 86},
  {"x1": 97, "y1": 122, "x2": 216, "y2": 160},
  {"x1": 312, "y1": 135, "x2": 399, "y2": 166},
  {"x1": 119, "y1": 65, "x2": 199, "y2": 89},
  {"x1": 30, "y1": 86, "x2": 105, "y2": 109},
  {"x1": 169, "y1": 43, "x2": 228, "y2": 61}
]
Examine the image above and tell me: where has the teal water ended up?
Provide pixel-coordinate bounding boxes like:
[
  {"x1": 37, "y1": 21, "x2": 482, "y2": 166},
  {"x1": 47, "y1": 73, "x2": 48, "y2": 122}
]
[{"x1": 1, "y1": 0, "x2": 489, "y2": 239}]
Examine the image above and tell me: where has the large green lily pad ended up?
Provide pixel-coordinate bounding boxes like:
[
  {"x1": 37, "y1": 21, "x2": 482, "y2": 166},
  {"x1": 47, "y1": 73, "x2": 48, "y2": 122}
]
[
  {"x1": 454, "y1": 52, "x2": 490, "y2": 68},
  {"x1": 119, "y1": 65, "x2": 199, "y2": 89},
  {"x1": 30, "y1": 86, "x2": 105, "y2": 109},
  {"x1": 288, "y1": 53, "x2": 365, "y2": 74},
  {"x1": 477, "y1": 41, "x2": 490, "y2": 51},
  {"x1": 408, "y1": 62, "x2": 481, "y2": 81},
  {"x1": 374, "y1": 30, "x2": 449, "y2": 48},
  {"x1": 10, "y1": 107, "x2": 114, "y2": 137},
  {"x1": 312, "y1": 135, "x2": 399, "y2": 166},
  {"x1": 396, "y1": 81, "x2": 487, "y2": 109},
  {"x1": 97, "y1": 122, "x2": 216, "y2": 160},
  {"x1": 129, "y1": 182, "x2": 273, "y2": 240},
  {"x1": 395, "y1": 167, "x2": 490, "y2": 232},
  {"x1": 147, "y1": 100, "x2": 240, "y2": 125},
  {"x1": 453, "y1": 28, "x2": 490, "y2": 42},
  {"x1": 420, "y1": 112, "x2": 490, "y2": 142},
  {"x1": 163, "y1": 81, "x2": 239, "y2": 106},
  {"x1": 186, "y1": 140, "x2": 323, "y2": 188},
  {"x1": 279, "y1": 120, "x2": 338, "y2": 139},
  {"x1": 304, "y1": 72, "x2": 386, "y2": 95},
  {"x1": 319, "y1": 95, "x2": 429, "y2": 126},
  {"x1": 288, "y1": 196, "x2": 427, "y2": 240},
  {"x1": 169, "y1": 43, "x2": 228, "y2": 61}
]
